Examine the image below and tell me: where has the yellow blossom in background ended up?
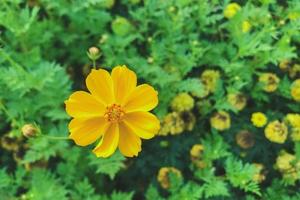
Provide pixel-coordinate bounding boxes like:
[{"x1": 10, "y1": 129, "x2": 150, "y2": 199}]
[
  {"x1": 264, "y1": 120, "x2": 288, "y2": 144},
  {"x1": 190, "y1": 144, "x2": 206, "y2": 169},
  {"x1": 227, "y1": 93, "x2": 247, "y2": 111},
  {"x1": 210, "y1": 111, "x2": 231, "y2": 131},
  {"x1": 291, "y1": 79, "x2": 300, "y2": 102},
  {"x1": 279, "y1": 60, "x2": 291, "y2": 71},
  {"x1": 236, "y1": 130, "x2": 255, "y2": 149},
  {"x1": 190, "y1": 144, "x2": 204, "y2": 159},
  {"x1": 291, "y1": 128, "x2": 300, "y2": 141},
  {"x1": 159, "y1": 111, "x2": 196, "y2": 136},
  {"x1": 201, "y1": 70, "x2": 221, "y2": 93},
  {"x1": 157, "y1": 167, "x2": 182, "y2": 189},
  {"x1": 259, "y1": 73, "x2": 280, "y2": 92},
  {"x1": 275, "y1": 151, "x2": 300, "y2": 181},
  {"x1": 171, "y1": 93, "x2": 194, "y2": 112},
  {"x1": 252, "y1": 163, "x2": 266, "y2": 183},
  {"x1": 285, "y1": 113, "x2": 300, "y2": 128},
  {"x1": 224, "y1": 3, "x2": 241, "y2": 19},
  {"x1": 159, "y1": 112, "x2": 185, "y2": 136},
  {"x1": 289, "y1": 64, "x2": 300, "y2": 78},
  {"x1": 251, "y1": 112, "x2": 268, "y2": 127},
  {"x1": 242, "y1": 20, "x2": 252, "y2": 33},
  {"x1": 181, "y1": 111, "x2": 196, "y2": 131},
  {"x1": 65, "y1": 66, "x2": 160, "y2": 158}
]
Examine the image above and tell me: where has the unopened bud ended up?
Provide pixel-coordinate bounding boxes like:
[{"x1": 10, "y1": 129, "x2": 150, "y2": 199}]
[
  {"x1": 87, "y1": 47, "x2": 101, "y2": 61},
  {"x1": 22, "y1": 124, "x2": 38, "y2": 138}
]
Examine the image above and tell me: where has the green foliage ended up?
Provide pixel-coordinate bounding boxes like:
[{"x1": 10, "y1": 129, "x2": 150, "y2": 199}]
[
  {"x1": 88, "y1": 151, "x2": 126, "y2": 179},
  {"x1": 1, "y1": 0, "x2": 300, "y2": 199}
]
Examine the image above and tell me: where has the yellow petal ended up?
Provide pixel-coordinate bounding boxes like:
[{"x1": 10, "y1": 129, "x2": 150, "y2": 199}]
[
  {"x1": 65, "y1": 91, "x2": 105, "y2": 118},
  {"x1": 118, "y1": 122, "x2": 141, "y2": 157},
  {"x1": 123, "y1": 111, "x2": 160, "y2": 139},
  {"x1": 69, "y1": 117, "x2": 110, "y2": 146},
  {"x1": 112, "y1": 65, "x2": 137, "y2": 105},
  {"x1": 93, "y1": 123, "x2": 119, "y2": 158},
  {"x1": 86, "y1": 69, "x2": 114, "y2": 105},
  {"x1": 124, "y1": 84, "x2": 158, "y2": 112}
]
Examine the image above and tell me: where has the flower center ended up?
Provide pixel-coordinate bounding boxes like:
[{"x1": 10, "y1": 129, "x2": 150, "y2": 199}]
[{"x1": 105, "y1": 104, "x2": 125, "y2": 122}]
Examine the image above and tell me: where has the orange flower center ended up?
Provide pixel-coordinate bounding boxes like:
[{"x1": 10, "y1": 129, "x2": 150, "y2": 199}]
[{"x1": 105, "y1": 104, "x2": 125, "y2": 122}]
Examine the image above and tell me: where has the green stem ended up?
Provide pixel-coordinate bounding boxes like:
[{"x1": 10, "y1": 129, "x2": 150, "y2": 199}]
[{"x1": 93, "y1": 59, "x2": 96, "y2": 69}]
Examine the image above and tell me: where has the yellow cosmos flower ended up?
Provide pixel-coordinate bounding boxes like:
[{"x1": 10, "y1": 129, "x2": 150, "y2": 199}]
[
  {"x1": 275, "y1": 150, "x2": 300, "y2": 181},
  {"x1": 291, "y1": 79, "x2": 300, "y2": 102},
  {"x1": 190, "y1": 144, "x2": 206, "y2": 169},
  {"x1": 224, "y1": 3, "x2": 241, "y2": 19},
  {"x1": 251, "y1": 112, "x2": 267, "y2": 127},
  {"x1": 264, "y1": 120, "x2": 288, "y2": 144},
  {"x1": 259, "y1": 73, "x2": 280, "y2": 92},
  {"x1": 65, "y1": 66, "x2": 160, "y2": 158},
  {"x1": 210, "y1": 111, "x2": 231, "y2": 131}
]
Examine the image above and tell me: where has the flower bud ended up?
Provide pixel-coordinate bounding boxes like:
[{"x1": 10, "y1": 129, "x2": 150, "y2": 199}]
[
  {"x1": 111, "y1": 17, "x2": 134, "y2": 36},
  {"x1": 87, "y1": 47, "x2": 101, "y2": 61},
  {"x1": 22, "y1": 124, "x2": 38, "y2": 138}
]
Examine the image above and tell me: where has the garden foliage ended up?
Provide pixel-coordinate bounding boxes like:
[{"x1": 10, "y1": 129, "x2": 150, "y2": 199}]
[{"x1": 0, "y1": 0, "x2": 300, "y2": 199}]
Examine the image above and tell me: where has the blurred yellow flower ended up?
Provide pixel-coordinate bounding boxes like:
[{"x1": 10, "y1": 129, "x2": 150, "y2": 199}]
[
  {"x1": 279, "y1": 60, "x2": 291, "y2": 71},
  {"x1": 224, "y1": 3, "x2": 241, "y2": 19},
  {"x1": 242, "y1": 20, "x2": 251, "y2": 33},
  {"x1": 264, "y1": 120, "x2": 288, "y2": 144},
  {"x1": 65, "y1": 66, "x2": 160, "y2": 158},
  {"x1": 288, "y1": 12, "x2": 300, "y2": 20},
  {"x1": 190, "y1": 144, "x2": 206, "y2": 169},
  {"x1": 285, "y1": 113, "x2": 300, "y2": 128},
  {"x1": 227, "y1": 93, "x2": 247, "y2": 111},
  {"x1": 159, "y1": 111, "x2": 196, "y2": 136},
  {"x1": 291, "y1": 128, "x2": 300, "y2": 141},
  {"x1": 190, "y1": 144, "x2": 204, "y2": 159},
  {"x1": 251, "y1": 112, "x2": 267, "y2": 127},
  {"x1": 259, "y1": 73, "x2": 280, "y2": 92},
  {"x1": 275, "y1": 150, "x2": 300, "y2": 181},
  {"x1": 252, "y1": 163, "x2": 265, "y2": 183},
  {"x1": 171, "y1": 93, "x2": 194, "y2": 112},
  {"x1": 159, "y1": 112, "x2": 185, "y2": 136},
  {"x1": 157, "y1": 167, "x2": 182, "y2": 189},
  {"x1": 291, "y1": 79, "x2": 300, "y2": 102},
  {"x1": 201, "y1": 70, "x2": 221, "y2": 93},
  {"x1": 210, "y1": 111, "x2": 231, "y2": 131}
]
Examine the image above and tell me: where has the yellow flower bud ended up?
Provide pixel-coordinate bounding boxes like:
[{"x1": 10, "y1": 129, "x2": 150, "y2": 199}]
[
  {"x1": 22, "y1": 124, "x2": 38, "y2": 138},
  {"x1": 87, "y1": 47, "x2": 101, "y2": 61}
]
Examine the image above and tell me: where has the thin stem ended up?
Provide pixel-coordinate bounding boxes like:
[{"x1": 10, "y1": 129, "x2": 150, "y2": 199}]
[{"x1": 92, "y1": 60, "x2": 96, "y2": 69}]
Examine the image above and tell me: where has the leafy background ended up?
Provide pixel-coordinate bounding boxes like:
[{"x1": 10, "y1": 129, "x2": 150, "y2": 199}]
[{"x1": 0, "y1": 0, "x2": 300, "y2": 199}]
